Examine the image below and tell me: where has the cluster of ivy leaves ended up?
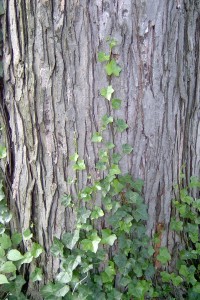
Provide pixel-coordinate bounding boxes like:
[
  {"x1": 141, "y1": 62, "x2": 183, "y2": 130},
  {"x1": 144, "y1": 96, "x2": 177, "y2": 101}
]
[{"x1": 1, "y1": 34, "x2": 200, "y2": 299}]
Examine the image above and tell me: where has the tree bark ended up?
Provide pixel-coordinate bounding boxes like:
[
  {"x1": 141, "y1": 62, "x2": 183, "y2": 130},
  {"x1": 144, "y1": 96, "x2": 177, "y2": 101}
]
[{"x1": 2, "y1": 0, "x2": 200, "y2": 296}]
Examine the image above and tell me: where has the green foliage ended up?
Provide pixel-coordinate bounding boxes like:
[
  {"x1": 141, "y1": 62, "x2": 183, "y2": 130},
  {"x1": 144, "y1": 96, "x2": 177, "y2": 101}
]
[{"x1": 1, "y1": 37, "x2": 200, "y2": 299}]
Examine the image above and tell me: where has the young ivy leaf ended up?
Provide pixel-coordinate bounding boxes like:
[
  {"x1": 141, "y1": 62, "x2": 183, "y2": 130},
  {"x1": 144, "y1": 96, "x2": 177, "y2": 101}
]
[
  {"x1": 157, "y1": 247, "x2": 171, "y2": 264},
  {"x1": 100, "y1": 85, "x2": 114, "y2": 101},
  {"x1": 69, "y1": 153, "x2": 79, "y2": 162},
  {"x1": 105, "y1": 59, "x2": 122, "y2": 77},
  {"x1": 122, "y1": 143, "x2": 133, "y2": 154},
  {"x1": 102, "y1": 114, "x2": 113, "y2": 126},
  {"x1": 98, "y1": 52, "x2": 110, "y2": 62},
  {"x1": 111, "y1": 98, "x2": 122, "y2": 110},
  {"x1": 92, "y1": 132, "x2": 103, "y2": 143},
  {"x1": 115, "y1": 119, "x2": 128, "y2": 133},
  {"x1": 73, "y1": 159, "x2": 86, "y2": 171}
]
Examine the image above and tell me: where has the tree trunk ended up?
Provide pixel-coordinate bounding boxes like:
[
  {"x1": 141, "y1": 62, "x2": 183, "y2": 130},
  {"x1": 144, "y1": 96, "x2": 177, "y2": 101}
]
[{"x1": 2, "y1": 0, "x2": 200, "y2": 296}]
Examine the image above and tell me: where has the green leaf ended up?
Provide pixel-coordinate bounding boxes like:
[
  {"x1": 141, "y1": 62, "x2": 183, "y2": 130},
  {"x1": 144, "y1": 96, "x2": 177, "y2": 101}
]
[
  {"x1": 31, "y1": 242, "x2": 43, "y2": 258},
  {"x1": 0, "y1": 274, "x2": 9, "y2": 284},
  {"x1": 193, "y1": 283, "x2": 200, "y2": 294},
  {"x1": 0, "y1": 246, "x2": 5, "y2": 258},
  {"x1": 11, "y1": 232, "x2": 22, "y2": 246},
  {"x1": 60, "y1": 194, "x2": 72, "y2": 207},
  {"x1": 69, "y1": 153, "x2": 79, "y2": 162},
  {"x1": 108, "y1": 38, "x2": 117, "y2": 49},
  {"x1": 112, "y1": 153, "x2": 122, "y2": 164},
  {"x1": 56, "y1": 270, "x2": 72, "y2": 284},
  {"x1": 30, "y1": 267, "x2": 43, "y2": 282},
  {"x1": 101, "y1": 114, "x2": 113, "y2": 126},
  {"x1": 122, "y1": 143, "x2": 133, "y2": 154},
  {"x1": 23, "y1": 228, "x2": 33, "y2": 240},
  {"x1": 109, "y1": 164, "x2": 121, "y2": 176},
  {"x1": 131, "y1": 179, "x2": 144, "y2": 193},
  {"x1": 98, "y1": 52, "x2": 110, "y2": 62},
  {"x1": 7, "y1": 249, "x2": 24, "y2": 261},
  {"x1": 160, "y1": 271, "x2": 171, "y2": 282},
  {"x1": 92, "y1": 132, "x2": 103, "y2": 143},
  {"x1": 112, "y1": 179, "x2": 124, "y2": 193},
  {"x1": 0, "y1": 146, "x2": 6, "y2": 159},
  {"x1": 73, "y1": 159, "x2": 86, "y2": 171},
  {"x1": 172, "y1": 275, "x2": 183, "y2": 287},
  {"x1": 81, "y1": 232, "x2": 101, "y2": 253},
  {"x1": 50, "y1": 237, "x2": 64, "y2": 257},
  {"x1": 41, "y1": 282, "x2": 69, "y2": 298},
  {"x1": 0, "y1": 2, "x2": 4, "y2": 16},
  {"x1": 101, "y1": 262, "x2": 116, "y2": 283},
  {"x1": 105, "y1": 59, "x2": 122, "y2": 76},
  {"x1": 95, "y1": 161, "x2": 107, "y2": 170},
  {"x1": 106, "y1": 142, "x2": 115, "y2": 149},
  {"x1": 133, "y1": 203, "x2": 148, "y2": 222},
  {"x1": 100, "y1": 85, "x2": 114, "y2": 101},
  {"x1": 170, "y1": 218, "x2": 183, "y2": 231},
  {"x1": 0, "y1": 233, "x2": 12, "y2": 249},
  {"x1": 19, "y1": 251, "x2": 33, "y2": 265},
  {"x1": 77, "y1": 207, "x2": 91, "y2": 224},
  {"x1": 62, "y1": 229, "x2": 79, "y2": 250},
  {"x1": 101, "y1": 229, "x2": 117, "y2": 246},
  {"x1": 125, "y1": 191, "x2": 142, "y2": 204},
  {"x1": 98, "y1": 149, "x2": 108, "y2": 163},
  {"x1": 0, "y1": 261, "x2": 16, "y2": 273},
  {"x1": 115, "y1": 119, "x2": 128, "y2": 132},
  {"x1": 111, "y1": 98, "x2": 122, "y2": 110},
  {"x1": 91, "y1": 206, "x2": 104, "y2": 220},
  {"x1": 157, "y1": 247, "x2": 171, "y2": 264}
]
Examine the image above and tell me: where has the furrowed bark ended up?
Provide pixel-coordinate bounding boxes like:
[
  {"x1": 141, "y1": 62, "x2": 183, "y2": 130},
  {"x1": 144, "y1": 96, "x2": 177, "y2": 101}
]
[{"x1": 1, "y1": 0, "x2": 200, "y2": 297}]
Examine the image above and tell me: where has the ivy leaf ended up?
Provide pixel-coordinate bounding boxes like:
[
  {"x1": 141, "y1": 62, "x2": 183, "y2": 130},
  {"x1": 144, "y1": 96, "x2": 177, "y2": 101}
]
[
  {"x1": 0, "y1": 274, "x2": 9, "y2": 284},
  {"x1": 170, "y1": 218, "x2": 183, "y2": 232},
  {"x1": 81, "y1": 235, "x2": 101, "y2": 253},
  {"x1": 7, "y1": 249, "x2": 24, "y2": 261},
  {"x1": 109, "y1": 164, "x2": 121, "y2": 176},
  {"x1": 0, "y1": 261, "x2": 16, "y2": 273},
  {"x1": 98, "y1": 52, "x2": 110, "y2": 62},
  {"x1": 41, "y1": 282, "x2": 70, "y2": 298},
  {"x1": 92, "y1": 132, "x2": 103, "y2": 143},
  {"x1": 31, "y1": 243, "x2": 43, "y2": 258},
  {"x1": 102, "y1": 114, "x2": 113, "y2": 126},
  {"x1": 112, "y1": 98, "x2": 122, "y2": 110},
  {"x1": 50, "y1": 237, "x2": 64, "y2": 257},
  {"x1": 77, "y1": 207, "x2": 91, "y2": 224},
  {"x1": 73, "y1": 159, "x2": 86, "y2": 171},
  {"x1": 157, "y1": 247, "x2": 171, "y2": 264},
  {"x1": 95, "y1": 161, "x2": 107, "y2": 170},
  {"x1": 0, "y1": 146, "x2": 6, "y2": 159},
  {"x1": 56, "y1": 270, "x2": 72, "y2": 284},
  {"x1": 101, "y1": 262, "x2": 116, "y2": 283},
  {"x1": 100, "y1": 85, "x2": 114, "y2": 101},
  {"x1": 11, "y1": 232, "x2": 22, "y2": 246},
  {"x1": 30, "y1": 267, "x2": 43, "y2": 282},
  {"x1": 115, "y1": 119, "x2": 128, "y2": 132},
  {"x1": 112, "y1": 153, "x2": 122, "y2": 164},
  {"x1": 112, "y1": 179, "x2": 124, "y2": 193},
  {"x1": 91, "y1": 206, "x2": 104, "y2": 220},
  {"x1": 60, "y1": 194, "x2": 72, "y2": 207},
  {"x1": 0, "y1": 233, "x2": 12, "y2": 249},
  {"x1": 23, "y1": 228, "x2": 33, "y2": 240},
  {"x1": 133, "y1": 203, "x2": 148, "y2": 221},
  {"x1": 101, "y1": 229, "x2": 117, "y2": 246},
  {"x1": 69, "y1": 153, "x2": 79, "y2": 162},
  {"x1": 122, "y1": 144, "x2": 133, "y2": 154},
  {"x1": 62, "y1": 229, "x2": 80, "y2": 250},
  {"x1": 105, "y1": 59, "x2": 122, "y2": 76},
  {"x1": 107, "y1": 38, "x2": 118, "y2": 49},
  {"x1": 106, "y1": 142, "x2": 115, "y2": 150}
]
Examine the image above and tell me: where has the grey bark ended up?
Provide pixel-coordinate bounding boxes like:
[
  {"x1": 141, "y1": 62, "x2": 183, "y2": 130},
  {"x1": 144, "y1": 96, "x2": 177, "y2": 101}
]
[{"x1": 1, "y1": 0, "x2": 200, "y2": 296}]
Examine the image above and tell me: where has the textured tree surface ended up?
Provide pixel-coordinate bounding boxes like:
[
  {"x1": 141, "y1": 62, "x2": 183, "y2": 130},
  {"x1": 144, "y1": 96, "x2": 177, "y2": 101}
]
[{"x1": 1, "y1": 0, "x2": 200, "y2": 296}]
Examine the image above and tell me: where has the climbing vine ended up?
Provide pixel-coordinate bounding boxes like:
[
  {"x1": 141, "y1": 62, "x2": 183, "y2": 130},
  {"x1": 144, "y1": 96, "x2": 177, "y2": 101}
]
[{"x1": 0, "y1": 36, "x2": 200, "y2": 300}]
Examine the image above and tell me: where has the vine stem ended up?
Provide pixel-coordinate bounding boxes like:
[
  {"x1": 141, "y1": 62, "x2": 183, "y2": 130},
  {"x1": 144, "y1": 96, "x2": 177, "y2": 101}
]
[{"x1": 72, "y1": 272, "x2": 88, "y2": 295}]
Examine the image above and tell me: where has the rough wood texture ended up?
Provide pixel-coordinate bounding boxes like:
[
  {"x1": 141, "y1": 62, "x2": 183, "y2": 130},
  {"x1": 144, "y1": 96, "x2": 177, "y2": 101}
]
[{"x1": 2, "y1": 0, "x2": 200, "y2": 294}]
